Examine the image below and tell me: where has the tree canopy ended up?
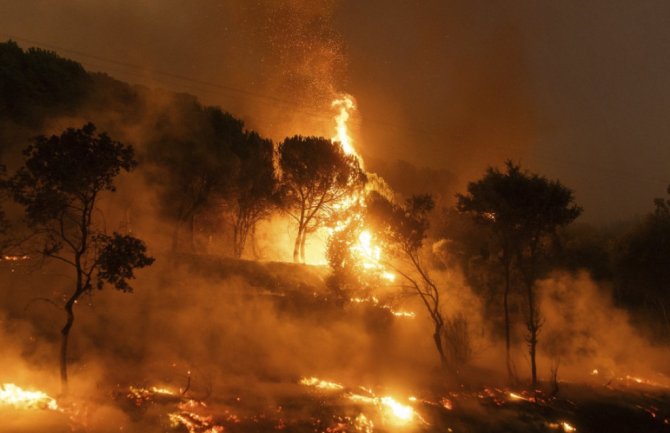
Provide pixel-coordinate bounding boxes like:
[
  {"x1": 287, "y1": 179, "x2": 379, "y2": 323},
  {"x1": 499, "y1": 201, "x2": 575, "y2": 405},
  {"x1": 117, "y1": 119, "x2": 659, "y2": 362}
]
[
  {"x1": 457, "y1": 161, "x2": 581, "y2": 386},
  {"x1": 279, "y1": 135, "x2": 366, "y2": 263},
  {"x1": 6, "y1": 123, "x2": 154, "y2": 390}
]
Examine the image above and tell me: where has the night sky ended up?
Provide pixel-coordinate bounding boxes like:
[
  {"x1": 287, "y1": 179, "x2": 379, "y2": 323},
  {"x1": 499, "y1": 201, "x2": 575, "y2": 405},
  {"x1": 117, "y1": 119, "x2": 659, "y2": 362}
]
[{"x1": 1, "y1": 0, "x2": 668, "y2": 222}]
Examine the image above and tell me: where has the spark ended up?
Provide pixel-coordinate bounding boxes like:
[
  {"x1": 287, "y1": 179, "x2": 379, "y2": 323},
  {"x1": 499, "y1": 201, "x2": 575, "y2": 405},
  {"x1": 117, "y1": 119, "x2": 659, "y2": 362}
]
[{"x1": 353, "y1": 413, "x2": 374, "y2": 433}]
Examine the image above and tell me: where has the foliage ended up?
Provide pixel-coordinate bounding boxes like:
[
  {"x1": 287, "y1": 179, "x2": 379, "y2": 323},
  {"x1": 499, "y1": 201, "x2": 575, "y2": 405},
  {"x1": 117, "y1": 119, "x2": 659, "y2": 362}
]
[
  {"x1": 279, "y1": 135, "x2": 366, "y2": 263},
  {"x1": 365, "y1": 191, "x2": 456, "y2": 372},
  {"x1": 95, "y1": 233, "x2": 155, "y2": 292},
  {"x1": 614, "y1": 185, "x2": 670, "y2": 338},
  {"x1": 6, "y1": 123, "x2": 154, "y2": 389},
  {"x1": 0, "y1": 40, "x2": 91, "y2": 126},
  {"x1": 229, "y1": 131, "x2": 278, "y2": 258},
  {"x1": 145, "y1": 99, "x2": 242, "y2": 251},
  {"x1": 457, "y1": 160, "x2": 581, "y2": 386}
]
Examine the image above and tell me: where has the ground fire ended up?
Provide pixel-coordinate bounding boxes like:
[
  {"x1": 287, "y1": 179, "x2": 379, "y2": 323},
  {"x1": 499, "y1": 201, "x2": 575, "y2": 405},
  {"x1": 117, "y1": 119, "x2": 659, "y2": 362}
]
[{"x1": 1, "y1": 5, "x2": 670, "y2": 432}]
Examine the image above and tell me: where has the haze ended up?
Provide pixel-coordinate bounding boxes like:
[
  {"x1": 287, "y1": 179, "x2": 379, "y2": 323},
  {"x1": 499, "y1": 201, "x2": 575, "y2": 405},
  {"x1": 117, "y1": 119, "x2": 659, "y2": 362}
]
[{"x1": 1, "y1": 0, "x2": 669, "y2": 222}]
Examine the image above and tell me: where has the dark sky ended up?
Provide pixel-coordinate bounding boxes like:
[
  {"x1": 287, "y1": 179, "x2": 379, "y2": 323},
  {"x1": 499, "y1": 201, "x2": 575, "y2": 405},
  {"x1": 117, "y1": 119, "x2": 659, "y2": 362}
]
[{"x1": 1, "y1": 0, "x2": 668, "y2": 223}]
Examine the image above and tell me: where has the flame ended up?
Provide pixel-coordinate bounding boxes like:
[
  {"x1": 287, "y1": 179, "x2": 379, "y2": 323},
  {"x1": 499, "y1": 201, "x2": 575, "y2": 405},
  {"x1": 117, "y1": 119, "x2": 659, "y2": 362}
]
[
  {"x1": 380, "y1": 396, "x2": 414, "y2": 424},
  {"x1": 2, "y1": 255, "x2": 30, "y2": 261},
  {"x1": 348, "y1": 230, "x2": 396, "y2": 282},
  {"x1": 508, "y1": 391, "x2": 531, "y2": 402},
  {"x1": 349, "y1": 296, "x2": 415, "y2": 319},
  {"x1": 0, "y1": 383, "x2": 59, "y2": 411},
  {"x1": 300, "y1": 376, "x2": 344, "y2": 390},
  {"x1": 331, "y1": 95, "x2": 360, "y2": 163},
  {"x1": 353, "y1": 413, "x2": 374, "y2": 433},
  {"x1": 561, "y1": 421, "x2": 577, "y2": 432},
  {"x1": 348, "y1": 391, "x2": 418, "y2": 426}
]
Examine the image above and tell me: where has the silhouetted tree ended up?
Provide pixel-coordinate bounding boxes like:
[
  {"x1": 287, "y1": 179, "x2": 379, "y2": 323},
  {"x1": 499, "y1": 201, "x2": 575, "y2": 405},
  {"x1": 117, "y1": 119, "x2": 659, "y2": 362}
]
[
  {"x1": 366, "y1": 191, "x2": 456, "y2": 373},
  {"x1": 0, "y1": 40, "x2": 91, "y2": 126},
  {"x1": 616, "y1": 185, "x2": 670, "y2": 338},
  {"x1": 7, "y1": 123, "x2": 154, "y2": 392},
  {"x1": 457, "y1": 161, "x2": 581, "y2": 387},
  {"x1": 279, "y1": 136, "x2": 365, "y2": 263},
  {"x1": 0, "y1": 163, "x2": 8, "y2": 250},
  {"x1": 230, "y1": 131, "x2": 278, "y2": 258},
  {"x1": 147, "y1": 101, "x2": 241, "y2": 251}
]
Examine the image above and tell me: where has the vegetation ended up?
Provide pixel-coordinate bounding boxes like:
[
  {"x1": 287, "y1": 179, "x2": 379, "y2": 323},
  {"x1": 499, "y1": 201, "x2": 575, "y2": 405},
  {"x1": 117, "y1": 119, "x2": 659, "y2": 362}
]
[
  {"x1": 365, "y1": 191, "x2": 457, "y2": 372},
  {"x1": 279, "y1": 135, "x2": 366, "y2": 263},
  {"x1": 457, "y1": 162, "x2": 582, "y2": 386},
  {"x1": 5, "y1": 123, "x2": 154, "y2": 391},
  {"x1": 1, "y1": 40, "x2": 669, "y2": 397}
]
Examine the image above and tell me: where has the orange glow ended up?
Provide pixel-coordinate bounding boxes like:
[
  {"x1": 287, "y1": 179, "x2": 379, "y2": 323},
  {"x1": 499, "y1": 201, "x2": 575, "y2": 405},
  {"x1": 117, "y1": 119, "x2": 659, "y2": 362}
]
[
  {"x1": 380, "y1": 396, "x2": 414, "y2": 424},
  {"x1": 300, "y1": 376, "x2": 344, "y2": 390},
  {"x1": 562, "y1": 421, "x2": 577, "y2": 432},
  {"x1": 331, "y1": 95, "x2": 360, "y2": 164},
  {"x1": 0, "y1": 383, "x2": 59, "y2": 411}
]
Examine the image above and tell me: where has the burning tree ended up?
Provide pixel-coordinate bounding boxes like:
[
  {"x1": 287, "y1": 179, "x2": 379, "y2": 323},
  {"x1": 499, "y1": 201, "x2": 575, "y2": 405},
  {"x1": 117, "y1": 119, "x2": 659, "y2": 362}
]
[
  {"x1": 6, "y1": 123, "x2": 154, "y2": 391},
  {"x1": 279, "y1": 135, "x2": 366, "y2": 263},
  {"x1": 365, "y1": 191, "x2": 456, "y2": 373},
  {"x1": 457, "y1": 161, "x2": 581, "y2": 387}
]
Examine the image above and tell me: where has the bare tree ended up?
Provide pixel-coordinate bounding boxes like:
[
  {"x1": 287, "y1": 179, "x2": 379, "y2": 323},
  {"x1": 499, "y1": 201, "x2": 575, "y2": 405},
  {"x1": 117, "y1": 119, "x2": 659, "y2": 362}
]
[{"x1": 366, "y1": 192, "x2": 456, "y2": 374}]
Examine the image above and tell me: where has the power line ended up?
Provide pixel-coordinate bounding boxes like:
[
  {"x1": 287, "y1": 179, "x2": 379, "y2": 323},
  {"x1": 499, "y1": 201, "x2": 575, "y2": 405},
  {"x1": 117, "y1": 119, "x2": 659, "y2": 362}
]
[{"x1": 1, "y1": 32, "x2": 667, "y2": 188}]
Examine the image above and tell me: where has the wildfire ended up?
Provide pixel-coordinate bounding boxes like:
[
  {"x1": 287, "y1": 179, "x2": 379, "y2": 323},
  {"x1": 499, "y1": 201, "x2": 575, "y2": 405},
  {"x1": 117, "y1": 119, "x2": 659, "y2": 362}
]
[
  {"x1": 299, "y1": 376, "x2": 344, "y2": 390},
  {"x1": 0, "y1": 383, "x2": 59, "y2": 411},
  {"x1": 380, "y1": 396, "x2": 414, "y2": 424},
  {"x1": 548, "y1": 421, "x2": 577, "y2": 432},
  {"x1": 349, "y1": 296, "x2": 415, "y2": 319},
  {"x1": 349, "y1": 230, "x2": 396, "y2": 282},
  {"x1": 348, "y1": 390, "x2": 420, "y2": 426},
  {"x1": 353, "y1": 413, "x2": 374, "y2": 433},
  {"x1": 2, "y1": 254, "x2": 30, "y2": 261},
  {"x1": 331, "y1": 95, "x2": 360, "y2": 163}
]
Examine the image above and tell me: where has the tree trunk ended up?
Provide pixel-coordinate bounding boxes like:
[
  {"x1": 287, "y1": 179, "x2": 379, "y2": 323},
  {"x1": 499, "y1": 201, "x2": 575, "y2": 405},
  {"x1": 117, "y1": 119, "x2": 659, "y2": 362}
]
[
  {"x1": 292, "y1": 225, "x2": 303, "y2": 263},
  {"x1": 189, "y1": 213, "x2": 196, "y2": 253},
  {"x1": 299, "y1": 229, "x2": 308, "y2": 263},
  {"x1": 60, "y1": 292, "x2": 79, "y2": 393},
  {"x1": 656, "y1": 298, "x2": 670, "y2": 339},
  {"x1": 524, "y1": 246, "x2": 539, "y2": 389},
  {"x1": 233, "y1": 221, "x2": 243, "y2": 258},
  {"x1": 171, "y1": 220, "x2": 182, "y2": 252},
  {"x1": 503, "y1": 256, "x2": 514, "y2": 382},
  {"x1": 433, "y1": 321, "x2": 448, "y2": 368}
]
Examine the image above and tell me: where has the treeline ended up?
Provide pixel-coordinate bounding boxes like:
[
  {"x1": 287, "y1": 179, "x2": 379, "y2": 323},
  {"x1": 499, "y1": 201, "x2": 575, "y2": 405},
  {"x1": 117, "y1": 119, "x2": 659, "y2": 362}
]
[
  {"x1": 1, "y1": 40, "x2": 669, "y2": 383},
  {"x1": 440, "y1": 176, "x2": 670, "y2": 349},
  {"x1": 0, "y1": 40, "x2": 368, "y2": 259}
]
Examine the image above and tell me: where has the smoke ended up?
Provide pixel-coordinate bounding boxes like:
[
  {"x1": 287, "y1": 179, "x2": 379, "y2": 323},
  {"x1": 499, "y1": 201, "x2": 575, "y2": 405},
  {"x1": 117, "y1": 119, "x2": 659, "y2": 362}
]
[{"x1": 537, "y1": 271, "x2": 670, "y2": 382}]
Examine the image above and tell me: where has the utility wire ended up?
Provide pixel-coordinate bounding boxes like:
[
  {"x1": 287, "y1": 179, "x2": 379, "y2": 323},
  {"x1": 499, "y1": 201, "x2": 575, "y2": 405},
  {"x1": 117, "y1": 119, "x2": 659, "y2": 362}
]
[{"x1": 1, "y1": 32, "x2": 668, "y2": 188}]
